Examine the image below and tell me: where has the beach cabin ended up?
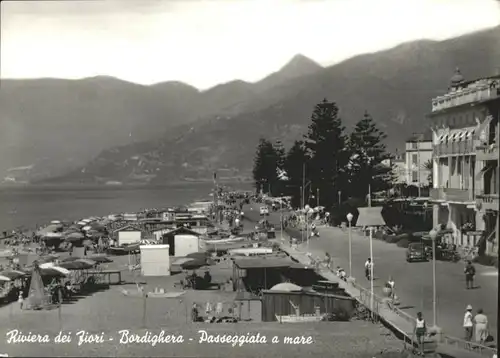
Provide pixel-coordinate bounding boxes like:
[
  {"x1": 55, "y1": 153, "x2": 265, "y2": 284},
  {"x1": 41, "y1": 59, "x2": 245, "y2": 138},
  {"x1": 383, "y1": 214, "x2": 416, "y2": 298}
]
[
  {"x1": 140, "y1": 244, "x2": 171, "y2": 276},
  {"x1": 113, "y1": 225, "x2": 144, "y2": 246},
  {"x1": 161, "y1": 227, "x2": 202, "y2": 257}
]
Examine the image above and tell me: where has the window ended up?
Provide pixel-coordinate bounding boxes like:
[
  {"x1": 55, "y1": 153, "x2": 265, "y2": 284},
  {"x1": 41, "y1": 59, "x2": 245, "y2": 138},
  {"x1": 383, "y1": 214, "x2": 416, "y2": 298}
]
[
  {"x1": 412, "y1": 154, "x2": 418, "y2": 165},
  {"x1": 411, "y1": 142, "x2": 417, "y2": 149},
  {"x1": 412, "y1": 171, "x2": 418, "y2": 182}
]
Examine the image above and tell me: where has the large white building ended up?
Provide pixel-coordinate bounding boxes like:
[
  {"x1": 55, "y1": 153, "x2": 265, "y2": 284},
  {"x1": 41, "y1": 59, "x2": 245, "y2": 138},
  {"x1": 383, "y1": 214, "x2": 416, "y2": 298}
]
[
  {"x1": 404, "y1": 133, "x2": 433, "y2": 187},
  {"x1": 428, "y1": 69, "x2": 499, "y2": 255}
]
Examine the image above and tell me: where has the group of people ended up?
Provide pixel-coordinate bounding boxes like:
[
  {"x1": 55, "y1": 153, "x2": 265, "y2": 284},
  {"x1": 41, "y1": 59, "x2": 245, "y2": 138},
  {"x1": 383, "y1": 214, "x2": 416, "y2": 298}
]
[{"x1": 463, "y1": 304, "x2": 491, "y2": 345}]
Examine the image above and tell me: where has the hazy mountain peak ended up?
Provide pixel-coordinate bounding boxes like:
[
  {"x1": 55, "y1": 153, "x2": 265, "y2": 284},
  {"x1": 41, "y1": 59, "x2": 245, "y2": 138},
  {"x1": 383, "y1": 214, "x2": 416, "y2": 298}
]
[{"x1": 280, "y1": 54, "x2": 323, "y2": 75}]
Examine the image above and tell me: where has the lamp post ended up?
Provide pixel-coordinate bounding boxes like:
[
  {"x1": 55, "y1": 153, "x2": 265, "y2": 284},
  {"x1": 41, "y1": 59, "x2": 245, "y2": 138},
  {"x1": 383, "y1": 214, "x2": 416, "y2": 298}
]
[
  {"x1": 429, "y1": 228, "x2": 438, "y2": 327},
  {"x1": 280, "y1": 198, "x2": 283, "y2": 242},
  {"x1": 305, "y1": 205, "x2": 310, "y2": 251},
  {"x1": 347, "y1": 213, "x2": 353, "y2": 278}
]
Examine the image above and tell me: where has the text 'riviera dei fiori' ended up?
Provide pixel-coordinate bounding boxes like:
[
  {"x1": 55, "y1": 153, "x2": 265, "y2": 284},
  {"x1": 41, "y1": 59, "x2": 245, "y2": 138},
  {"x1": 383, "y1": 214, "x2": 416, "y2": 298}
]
[{"x1": 6, "y1": 330, "x2": 314, "y2": 347}]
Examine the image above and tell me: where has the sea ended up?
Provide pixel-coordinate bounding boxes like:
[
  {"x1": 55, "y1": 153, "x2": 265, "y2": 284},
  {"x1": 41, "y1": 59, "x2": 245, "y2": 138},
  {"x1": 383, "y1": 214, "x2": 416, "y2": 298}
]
[{"x1": 0, "y1": 182, "x2": 252, "y2": 232}]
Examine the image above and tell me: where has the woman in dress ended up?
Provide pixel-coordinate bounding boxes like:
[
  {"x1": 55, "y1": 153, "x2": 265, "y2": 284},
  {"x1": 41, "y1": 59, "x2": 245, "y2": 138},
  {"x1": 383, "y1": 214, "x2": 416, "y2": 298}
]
[{"x1": 474, "y1": 308, "x2": 488, "y2": 344}]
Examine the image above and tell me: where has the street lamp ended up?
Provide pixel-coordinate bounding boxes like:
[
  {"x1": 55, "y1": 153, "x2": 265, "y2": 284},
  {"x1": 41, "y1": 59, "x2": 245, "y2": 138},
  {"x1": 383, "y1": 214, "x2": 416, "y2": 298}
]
[
  {"x1": 305, "y1": 204, "x2": 311, "y2": 250},
  {"x1": 347, "y1": 213, "x2": 353, "y2": 278},
  {"x1": 429, "y1": 228, "x2": 438, "y2": 327}
]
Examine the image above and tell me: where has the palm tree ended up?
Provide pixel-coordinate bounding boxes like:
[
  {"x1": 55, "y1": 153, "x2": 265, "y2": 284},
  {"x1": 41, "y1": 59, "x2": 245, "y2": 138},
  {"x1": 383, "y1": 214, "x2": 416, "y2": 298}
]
[{"x1": 423, "y1": 159, "x2": 433, "y2": 187}]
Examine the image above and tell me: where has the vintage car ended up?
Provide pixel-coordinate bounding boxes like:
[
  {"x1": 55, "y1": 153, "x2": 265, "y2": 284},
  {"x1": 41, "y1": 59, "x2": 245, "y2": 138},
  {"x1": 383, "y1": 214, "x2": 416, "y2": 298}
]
[{"x1": 406, "y1": 242, "x2": 427, "y2": 262}]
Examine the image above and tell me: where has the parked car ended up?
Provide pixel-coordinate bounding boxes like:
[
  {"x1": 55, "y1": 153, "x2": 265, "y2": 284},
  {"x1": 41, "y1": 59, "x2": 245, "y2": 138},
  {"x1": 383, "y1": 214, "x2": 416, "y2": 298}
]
[
  {"x1": 406, "y1": 242, "x2": 427, "y2": 262},
  {"x1": 259, "y1": 206, "x2": 269, "y2": 216}
]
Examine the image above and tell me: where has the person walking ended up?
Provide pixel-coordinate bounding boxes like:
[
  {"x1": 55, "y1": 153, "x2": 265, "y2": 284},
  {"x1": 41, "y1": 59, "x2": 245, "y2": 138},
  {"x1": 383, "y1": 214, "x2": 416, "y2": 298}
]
[
  {"x1": 365, "y1": 258, "x2": 373, "y2": 280},
  {"x1": 463, "y1": 304, "x2": 474, "y2": 345},
  {"x1": 414, "y1": 312, "x2": 427, "y2": 356},
  {"x1": 387, "y1": 276, "x2": 396, "y2": 301},
  {"x1": 464, "y1": 261, "x2": 476, "y2": 289},
  {"x1": 474, "y1": 308, "x2": 488, "y2": 344}
]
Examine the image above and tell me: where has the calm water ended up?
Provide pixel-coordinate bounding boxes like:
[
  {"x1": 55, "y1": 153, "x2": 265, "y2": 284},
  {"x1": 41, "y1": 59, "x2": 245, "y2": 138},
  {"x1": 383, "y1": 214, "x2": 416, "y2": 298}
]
[{"x1": 0, "y1": 182, "x2": 252, "y2": 231}]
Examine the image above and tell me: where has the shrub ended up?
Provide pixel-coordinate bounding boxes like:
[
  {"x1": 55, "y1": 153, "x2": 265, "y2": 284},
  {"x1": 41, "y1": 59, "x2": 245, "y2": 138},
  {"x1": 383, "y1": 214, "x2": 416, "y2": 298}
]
[
  {"x1": 472, "y1": 255, "x2": 499, "y2": 268},
  {"x1": 385, "y1": 235, "x2": 399, "y2": 243},
  {"x1": 397, "y1": 238, "x2": 411, "y2": 248},
  {"x1": 373, "y1": 230, "x2": 384, "y2": 240}
]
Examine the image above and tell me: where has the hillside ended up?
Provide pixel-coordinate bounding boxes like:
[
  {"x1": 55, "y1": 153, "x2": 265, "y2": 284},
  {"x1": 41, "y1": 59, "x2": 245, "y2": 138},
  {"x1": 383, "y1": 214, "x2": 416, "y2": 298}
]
[{"x1": 6, "y1": 25, "x2": 500, "y2": 184}]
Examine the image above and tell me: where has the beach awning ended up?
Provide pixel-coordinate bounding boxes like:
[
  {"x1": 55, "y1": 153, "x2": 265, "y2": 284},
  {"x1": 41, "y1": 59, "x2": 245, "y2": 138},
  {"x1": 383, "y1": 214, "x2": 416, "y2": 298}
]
[
  {"x1": 0, "y1": 270, "x2": 26, "y2": 280},
  {"x1": 233, "y1": 258, "x2": 297, "y2": 269},
  {"x1": 450, "y1": 132, "x2": 461, "y2": 142},
  {"x1": 466, "y1": 128, "x2": 475, "y2": 138},
  {"x1": 355, "y1": 207, "x2": 386, "y2": 227},
  {"x1": 51, "y1": 266, "x2": 71, "y2": 276}
]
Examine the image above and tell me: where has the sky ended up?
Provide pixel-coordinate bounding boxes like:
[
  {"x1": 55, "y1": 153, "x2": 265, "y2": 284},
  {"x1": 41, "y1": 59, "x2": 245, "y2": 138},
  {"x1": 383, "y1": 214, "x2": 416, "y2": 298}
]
[{"x1": 1, "y1": 0, "x2": 499, "y2": 90}]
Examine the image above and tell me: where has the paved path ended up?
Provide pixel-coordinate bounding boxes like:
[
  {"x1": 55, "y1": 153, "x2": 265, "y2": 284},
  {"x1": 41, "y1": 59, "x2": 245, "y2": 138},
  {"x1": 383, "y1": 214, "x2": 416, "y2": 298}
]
[{"x1": 244, "y1": 203, "x2": 498, "y2": 341}]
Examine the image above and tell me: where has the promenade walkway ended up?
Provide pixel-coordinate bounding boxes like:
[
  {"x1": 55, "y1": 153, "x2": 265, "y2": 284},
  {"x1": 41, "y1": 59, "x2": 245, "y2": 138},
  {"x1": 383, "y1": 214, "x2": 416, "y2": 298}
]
[{"x1": 243, "y1": 203, "x2": 497, "y2": 358}]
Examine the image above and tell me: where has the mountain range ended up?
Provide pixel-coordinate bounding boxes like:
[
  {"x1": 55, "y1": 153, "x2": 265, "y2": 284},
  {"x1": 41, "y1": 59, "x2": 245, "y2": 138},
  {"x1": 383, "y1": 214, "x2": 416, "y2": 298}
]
[{"x1": 1, "y1": 25, "x2": 499, "y2": 184}]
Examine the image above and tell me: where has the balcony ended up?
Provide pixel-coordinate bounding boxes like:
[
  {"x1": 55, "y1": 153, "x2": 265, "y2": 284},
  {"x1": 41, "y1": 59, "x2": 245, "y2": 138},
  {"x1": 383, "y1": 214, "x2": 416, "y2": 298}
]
[
  {"x1": 476, "y1": 144, "x2": 499, "y2": 161},
  {"x1": 430, "y1": 188, "x2": 475, "y2": 203},
  {"x1": 476, "y1": 193, "x2": 499, "y2": 211},
  {"x1": 431, "y1": 79, "x2": 499, "y2": 112},
  {"x1": 433, "y1": 140, "x2": 475, "y2": 157}
]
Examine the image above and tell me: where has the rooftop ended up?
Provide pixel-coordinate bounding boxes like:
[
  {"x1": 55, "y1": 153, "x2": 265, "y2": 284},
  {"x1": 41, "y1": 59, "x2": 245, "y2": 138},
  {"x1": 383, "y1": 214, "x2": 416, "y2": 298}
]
[{"x1": 233, "y1": 257, "x2": 307, "y2": 270}]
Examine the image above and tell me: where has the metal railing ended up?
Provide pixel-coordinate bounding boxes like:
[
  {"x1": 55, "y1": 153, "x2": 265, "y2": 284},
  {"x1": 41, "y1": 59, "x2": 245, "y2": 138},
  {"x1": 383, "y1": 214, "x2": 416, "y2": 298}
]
[
  {"x1": 286, "y1": 246, "x2": 497, "y2": 357},
  {"x1": 442, "y1": 335, "x2": 497, "y2": 357}
]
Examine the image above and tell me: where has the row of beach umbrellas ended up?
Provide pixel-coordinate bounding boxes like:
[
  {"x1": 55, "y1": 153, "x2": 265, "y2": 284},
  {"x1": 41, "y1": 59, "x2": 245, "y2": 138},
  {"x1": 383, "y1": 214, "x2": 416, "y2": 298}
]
[{"x1": 0, "y1": 255, "x2": 113, "y2": 282}]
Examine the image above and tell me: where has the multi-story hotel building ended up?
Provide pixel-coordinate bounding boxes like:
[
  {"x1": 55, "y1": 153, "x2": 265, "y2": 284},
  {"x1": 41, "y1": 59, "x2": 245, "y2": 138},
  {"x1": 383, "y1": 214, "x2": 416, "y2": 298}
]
[
  {"x1": 404, "y1": 133, "x2": 433, "y2": 188},
  {"x1": 428, "y1": 68, "x2": 499, "y2": 256}
]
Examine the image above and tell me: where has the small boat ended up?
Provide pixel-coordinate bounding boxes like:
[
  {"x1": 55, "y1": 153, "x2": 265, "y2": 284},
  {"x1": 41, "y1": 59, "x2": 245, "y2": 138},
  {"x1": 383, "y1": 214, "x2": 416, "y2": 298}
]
[
  {"x1": 107, "y1": 243, "x2": 140, "y2": 255},
  {"x1": 275, "y1": 314, "x2": 323, "y2": 323}
]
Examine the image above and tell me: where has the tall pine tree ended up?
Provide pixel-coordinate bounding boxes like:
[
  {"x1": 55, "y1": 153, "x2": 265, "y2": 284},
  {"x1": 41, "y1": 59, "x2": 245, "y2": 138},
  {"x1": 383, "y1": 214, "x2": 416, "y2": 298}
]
[
  {"x1": 252, "y1": 138, "x2": 279, "y2": 195},
  {"x1": 273, "y1": 139, "x2": 286, "y2": 196},
  {"x1": 283, "y1": 140, "x2": 307, "y2": 209},
  {"x1": 348, "y1": 111, "x2": 394, "y2": 201},
  {"x1": 304, "y1": 99, "x2": 349, "y2": 209}
]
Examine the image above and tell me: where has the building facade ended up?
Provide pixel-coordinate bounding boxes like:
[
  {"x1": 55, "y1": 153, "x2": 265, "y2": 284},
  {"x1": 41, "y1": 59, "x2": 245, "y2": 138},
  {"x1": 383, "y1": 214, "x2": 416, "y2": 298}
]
[
  {"x1": 404, "y1": 134, "x2": 433, "y2": 188},
  {"x1": 428, "y1": 69, "x2": 499, "y2": 256}
]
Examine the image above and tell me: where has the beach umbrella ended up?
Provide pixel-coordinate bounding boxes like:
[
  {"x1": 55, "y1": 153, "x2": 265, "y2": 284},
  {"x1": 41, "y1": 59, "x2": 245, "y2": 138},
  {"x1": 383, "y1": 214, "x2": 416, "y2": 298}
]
[
  {"x1": 62, "y1": 256, "x2": 81, "y2": 262},
  {"x1": 37, "y1": 255, "x2": 58, "y2": 264},
  {"x1": 58, "y1": 260, "x2": 94, "y2": 270},
  {"x1": 1, "y1": 270, "x2": 27, "y2": 280},
  {"x1": 0, "y1": 275, "x2": 11, "y2": 282},
  {"x1": 66, "y1": 232, "x2": 85, "y2": 241},
  {"x1": 40, "y1": 267, "x2": 67, "y2": 277},
  {"x1": 76, "y1": 258, "x2": 96, "y2": 267},
  {"x1": 186, "y1": 252, "x2": 209, "y2": 260},
  {"x1": 50, "y1": 266, "x2": 71, "y2": 276},
  {"x1": 50, "y1": 220, "x2": 61, "y2": 224},
  {"x1": 77, "y1": 221, "x2": 87, "y2": 226},
  {"x1": 82, "y1": 226, "x2": 92, "y2": 231},
  {"x1": 39, "y1": 262, "x2": 55, "y2": 269},
  {"x1": 86, "y1": 255, "x2": 112, "y2": 263},
  {"x1": 180, "y1": 257, "x2": 209, "y2": 270}
]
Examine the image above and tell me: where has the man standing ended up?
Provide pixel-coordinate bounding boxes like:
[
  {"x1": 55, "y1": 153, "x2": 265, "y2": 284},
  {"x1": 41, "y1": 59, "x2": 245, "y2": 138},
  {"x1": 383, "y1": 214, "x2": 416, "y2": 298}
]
[
  {"x1": 365, "y1": 258, "x2": 373, "y2": 280},
  {"x1": 464, "y1": 261, "x2": 476, "y2": 289},
  {"x1": 464, "y1": 304, "x2": 474, "y2": 344}
]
